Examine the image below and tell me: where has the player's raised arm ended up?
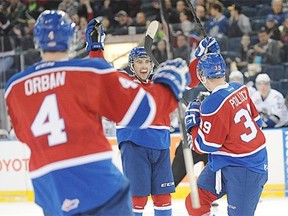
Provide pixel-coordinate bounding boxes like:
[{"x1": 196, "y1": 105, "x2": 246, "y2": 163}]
[
  {"x1": 84, "y1": 57, "x2": 191, "y2": 128},
  {"x1": 84, "y1": 18, "x2": 191, "y2": 127},
  {"x1": 85, "y1": 18, "x2": 105, "y2": 59}
]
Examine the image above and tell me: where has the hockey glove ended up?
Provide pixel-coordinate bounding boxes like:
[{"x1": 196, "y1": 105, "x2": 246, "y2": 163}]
[
  {"x1": 185, "y1": 100, "x2": 201, "y2": 133},
  {"x1": 195, "y1": 37, "x2": 220, "y2": 59},
  {"x1": 153, "y1": 58, "x2": 191, "y2": 101},
  {"x1": 85, "y1": 18, "x2": 106, "y2": 52}
]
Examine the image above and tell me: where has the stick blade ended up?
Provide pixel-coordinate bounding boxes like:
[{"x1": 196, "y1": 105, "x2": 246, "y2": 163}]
[
  {"x1": 146, "y1": 20, "x2": 159, "y2": 38},
  {"x1": 144, "y1": 21, "x2": 160, "y2": 67},
  {"x1": 188, "y1": 58, "x2": 200, "y2": 88}
]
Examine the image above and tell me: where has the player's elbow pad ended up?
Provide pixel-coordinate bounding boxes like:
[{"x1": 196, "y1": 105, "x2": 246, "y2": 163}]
[{"x1": 265, "y1": 115, "x2": 280, "y2": 128}]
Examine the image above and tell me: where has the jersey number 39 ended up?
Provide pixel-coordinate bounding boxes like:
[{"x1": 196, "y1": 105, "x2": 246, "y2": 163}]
[{"x1": 234, "y1": 105, "x2": 257, "y2": 143}]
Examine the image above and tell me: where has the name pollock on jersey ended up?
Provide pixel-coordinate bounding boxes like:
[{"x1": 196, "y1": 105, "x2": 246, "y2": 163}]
[
  {"x1": 24, "y1": 71, "x2": 66, "y2": 96},
  {"x1": 229, "y1": 89, "x2": 248, "y2": 109}
]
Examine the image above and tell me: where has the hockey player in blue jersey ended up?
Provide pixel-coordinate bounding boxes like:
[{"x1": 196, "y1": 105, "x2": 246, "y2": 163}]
[
  {"x1": 184, "y1": 37, "x2": 268, "y2": 216},
  {"x1": 116, "y1": 47, "x2": 177, "y2": 216}
]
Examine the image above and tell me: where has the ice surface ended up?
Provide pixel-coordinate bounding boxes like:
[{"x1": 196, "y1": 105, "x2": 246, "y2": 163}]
[{"x1": 0, "y1": 197, "x2": 287, "y2": 216}]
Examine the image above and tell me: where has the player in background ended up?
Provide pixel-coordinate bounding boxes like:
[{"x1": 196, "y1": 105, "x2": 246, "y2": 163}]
[
  {"x1": 86, "y1": 18, "x2": 183, "y2": 216},
  {"x1": 251, "y1": 73, "x2": 288, "y2": 128},
  {"x1": 228, "y1": 70, "x2": 256, "y2": 96},
  {"x1": 115, "y1": 47, "x2": 177, "y2": 216},
  {"x1": 4, "y1": 10, "x2": 191, "y2": 216},
  {"x1": 184, "y1": 37, "x2": 268, "y2": 216}
]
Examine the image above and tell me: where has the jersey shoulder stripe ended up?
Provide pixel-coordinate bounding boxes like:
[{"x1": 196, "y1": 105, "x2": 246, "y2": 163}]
[{"x1": 201, "y1": 83, "x2": 246, "y2": 115}]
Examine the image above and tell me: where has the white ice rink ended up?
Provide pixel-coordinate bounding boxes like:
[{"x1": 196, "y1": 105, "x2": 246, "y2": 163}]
[{"x1": 0, "y1": 197, "x2": 287, "y2": 216}]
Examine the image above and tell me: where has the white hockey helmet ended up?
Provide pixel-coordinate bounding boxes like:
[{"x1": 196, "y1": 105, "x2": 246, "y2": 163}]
[
  {"x1": 255, "y1": 73, "x2": 271, "y2": 84},
  {"x1": 229, "y1": 70, "x2": 244, "y2": 83}
]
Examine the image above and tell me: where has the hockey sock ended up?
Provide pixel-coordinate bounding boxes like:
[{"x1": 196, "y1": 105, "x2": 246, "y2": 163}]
[
  {"x1": 185, "y1": 188, "x2": 217, "y2": 216},
  {"x1": 132, "y1": 196, "x2": 148, "y2": 216},
  {"x1": 154, "y1": 208, "x2": 172, "y2": 216},
  {"x1": 152, "y1": 194, "x2": 172, "y2": 216}
]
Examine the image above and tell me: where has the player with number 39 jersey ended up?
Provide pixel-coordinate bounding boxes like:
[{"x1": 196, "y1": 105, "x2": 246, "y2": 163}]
[
  {"x1": 184, "y1": 37, "x2": 268, "y2": 216},
  {"x1": 4, "y1": 10, "x2": 190, "y2": 216},
  {"x1": 193, "y1": 81, "x2": 267, "y2": 173}
]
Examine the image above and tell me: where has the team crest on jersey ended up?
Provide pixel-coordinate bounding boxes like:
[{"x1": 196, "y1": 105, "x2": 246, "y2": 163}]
[{"x1": 61, "y1": 198, "x2": 80, "y2": 212}]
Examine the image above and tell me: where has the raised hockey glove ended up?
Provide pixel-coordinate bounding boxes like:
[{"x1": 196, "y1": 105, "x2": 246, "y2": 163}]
[
  {"x1": 185, "y1": 100, "x2": 201, "y2": 133},
  {"x1": 195, "y1": 37, "x2": 220, "y2": 59},
  {"x1": 85, "y1": 18, "x2": 106, "y2": 52},
  {"x1": 153, "y1": 58, "x2": 191, "y2": 101}
]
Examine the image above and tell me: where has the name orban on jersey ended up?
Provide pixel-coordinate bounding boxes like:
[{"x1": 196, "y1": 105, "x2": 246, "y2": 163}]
[
  {"x1": 24, "y1": 71, "x2": 66, "y2": 96},
  {"x1": 229, "y1": 89, "x2": 248, "y2": 109}
]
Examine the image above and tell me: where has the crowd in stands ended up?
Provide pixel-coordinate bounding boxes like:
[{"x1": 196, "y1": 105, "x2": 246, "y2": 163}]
[{"x1": 1, "y1": 0, "x2": 288, "y2": 128}]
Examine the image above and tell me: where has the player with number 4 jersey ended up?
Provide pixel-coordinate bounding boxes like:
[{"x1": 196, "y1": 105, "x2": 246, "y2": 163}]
[
  {"x1": 4, "y1": 10, "x2": 191, "y2": 216},
  {"x1": 184, "y1": 37, "x2": 268, "y2": 216}
]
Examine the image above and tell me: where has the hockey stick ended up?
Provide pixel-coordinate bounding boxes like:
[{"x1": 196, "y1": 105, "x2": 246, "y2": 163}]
[
  {"x1": 159, "y1": 0, "x2": 200, "y2": 209},
  {"x1": 185, "y1": 0, "x2": 207, "y2": 37},
  {"x1": 144, "y1": 20, "x2": 160, "y2": 67}
]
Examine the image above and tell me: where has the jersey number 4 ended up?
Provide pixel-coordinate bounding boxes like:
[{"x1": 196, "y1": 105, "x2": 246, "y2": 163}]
[{"x1": 31, "y1": 94, "x2": 67, "y2": 146}]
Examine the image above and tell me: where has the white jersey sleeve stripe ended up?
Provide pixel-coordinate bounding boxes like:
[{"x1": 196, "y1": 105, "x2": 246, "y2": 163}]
[{"x1": 140, "y1": 92, "x2": 156, "y2": 128}]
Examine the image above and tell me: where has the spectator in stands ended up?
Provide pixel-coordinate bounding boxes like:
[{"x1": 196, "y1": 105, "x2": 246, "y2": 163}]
[
  {"x1": 280, "y1": 14, "x2": 288, "y2": 42},
  {"x1": 58, "y1": 0, "x2": 78, "y2": 17},
  {"x1": 101, "y1": 16, "x2": 114, "y2": 35},
  {"x1": 166, "y1": 0, "x2": 180, "y2": 24},
  {"x1": 178, "y1": 9, "x2": 195, "y2": 36},
  {"x1": 249, "y1": 27, "x2": 281, "y2": 65},
  {"x1": 234, "y1": 34, "x2": 254, "y2": 70},
  {"x1": 127, "y1": 0, "x2": 142, "y2": 18},
  {"x1": 71, "y1": 13, "x2": 85, "y2": 51},
  {"x1": 265, "y1": 14, "x2": 281, "y2": 41},
  {"x1": 24, "y1": 0, "x2": 45, "y2": 20},
  {"x1": 77, "y1": 0, "x2": 95, "y2": 22},
  {"x1": 205, "y1": 2, "x2": 228, "y2": 37},
  {"x1": 280, "y1": 14, "x2": 288, "y2": 61},
  {"x1": 173, "y1": 33, "x2": 191, "y2": 64},
  {"x1": 5, "y1": 0, "x2": 26, "y2": 29},
  {"x1": 132, "y1": 11, "x2": 147, "y2": 34},
  {"x1": 195, "y1": 0, "x2": 206, "y2": 7},
  {"x1": 0, "y1": 12, "x2": 15, "y2": 75},
  {"x1": 283, "y1": 0, "x2": 288, "y2": 13},
  {"x1": 205, "y1": 0, "x2": 224, "y2": 17},
  {"x1": 152, "y1": 39, "x2": 168, "y2": 64},
  {"x1": 112, "y1": 10, "x2": 133, "y2": 35},
  {"x1": 13, "y1": 17, "x2": 36, "y2": 51},
  {"x1": 271, "y1": 0, "x2": 287, "y2": 25},
  {"x1": 227, "y1": 4, "x2": 252, "y2": 38},
  {"x1": 93, "y1": 0, "x2": 114, "y2": 22},
  {"x1": 251, "y1": 73, "x2": 288, "y2": 128},
  {"x1": 196, "y1": 5, "x2": 208, "y2": 26},
  {"x1": 79, "y1": 16, "x2": 87, "y2": 45},
  {"x1": 175, "y1": 0, "x2": 187, "y2": 14}
]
